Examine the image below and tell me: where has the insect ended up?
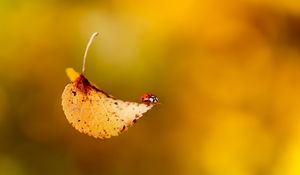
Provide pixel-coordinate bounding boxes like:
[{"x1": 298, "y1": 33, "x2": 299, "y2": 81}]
[
  {"x1": 61, "y1": 32, "x2": 158, "y2": 139},
  {"x1": 141, "y1": 93, "x2": 159, "y2": 103}
]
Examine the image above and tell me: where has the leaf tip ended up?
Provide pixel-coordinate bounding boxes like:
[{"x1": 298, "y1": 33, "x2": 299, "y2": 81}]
[{"x1": 66, "y1": 68, "x2": 80, "y2": 82}]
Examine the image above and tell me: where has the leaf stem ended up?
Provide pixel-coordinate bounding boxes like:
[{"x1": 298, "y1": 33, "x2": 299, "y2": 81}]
[{"x1": 82, "y1": 32, "x2": 99, "y2": 75}]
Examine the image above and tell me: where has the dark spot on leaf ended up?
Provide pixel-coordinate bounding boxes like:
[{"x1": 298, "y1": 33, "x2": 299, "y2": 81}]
[
  {"x1": 121, "y1": 125, "x2": 126, "y2": 132},
  {"x1": 72, "y1": 91, "x2": 76, "y2": 96},
  {"x1": 114, "y1": 102, "x2": 118, "y2": 105},
  {"x1": 75, "y1": 75, "x2": 114, "y2": 98},
  {"x1": 78, "y1": 120, "x2": 80, "y2": 122},
  {"x1": 133, "y1": 119, "x2": 137, "y2": 123}
]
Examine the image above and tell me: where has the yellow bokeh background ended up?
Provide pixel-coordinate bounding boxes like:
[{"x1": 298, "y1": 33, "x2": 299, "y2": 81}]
[{"x1": 1, "y1": 0, "x2": 300, "y2": 174}]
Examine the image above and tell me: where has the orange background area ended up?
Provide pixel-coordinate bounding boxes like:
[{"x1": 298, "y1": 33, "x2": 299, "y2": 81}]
[{"x1": 0, "y1": 0, "x2": 300, "y2": 174}]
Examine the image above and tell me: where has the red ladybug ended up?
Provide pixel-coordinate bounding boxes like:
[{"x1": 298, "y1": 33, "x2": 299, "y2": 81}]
[{"x1": 141, "y1": 93, "x2": 159, "y2": 104}]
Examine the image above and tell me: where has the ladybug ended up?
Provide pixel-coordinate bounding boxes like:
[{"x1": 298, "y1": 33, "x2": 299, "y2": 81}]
[{"x1": 141, "y1": 93, "x2": 159, "y2": 104}]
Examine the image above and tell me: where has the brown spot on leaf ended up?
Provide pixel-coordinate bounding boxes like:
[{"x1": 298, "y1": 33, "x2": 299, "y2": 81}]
[
  {"x1": 74, "y1": 75, "x2": 112, "y2": 98},
  {"x1": 72, "y1": 91, "x2": 76, "y2": 96},
  {"x1": 121, "y1": 125, "x2": 126, "y2": 132}
]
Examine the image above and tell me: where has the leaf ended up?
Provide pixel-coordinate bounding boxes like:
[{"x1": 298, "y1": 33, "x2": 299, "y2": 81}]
[
  {"x1": 62, "y1": 68, "x2": 157, "y2": 139},
  {"x1": 61, "y1": 33, "x2": 158, "y2": 139}
]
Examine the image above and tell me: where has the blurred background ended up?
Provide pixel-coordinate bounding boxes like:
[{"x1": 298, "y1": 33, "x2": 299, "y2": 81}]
[{"x1": 0, "y1": 0, "x2": 300, "y2": 174}]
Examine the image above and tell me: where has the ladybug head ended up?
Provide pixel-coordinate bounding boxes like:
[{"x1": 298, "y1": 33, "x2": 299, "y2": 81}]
[{"x1": 141, "y1": 93, "x2": 159, "y2": 104}]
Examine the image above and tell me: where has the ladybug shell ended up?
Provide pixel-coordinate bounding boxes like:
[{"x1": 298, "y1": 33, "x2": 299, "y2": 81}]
[{"x1": 141, "y1": 93, "x2": 159, "y2": 104}]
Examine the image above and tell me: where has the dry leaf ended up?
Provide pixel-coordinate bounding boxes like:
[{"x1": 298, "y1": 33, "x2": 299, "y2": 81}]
[{"x1": 61, "y1": 33, "x2": 158, "y2": 139}]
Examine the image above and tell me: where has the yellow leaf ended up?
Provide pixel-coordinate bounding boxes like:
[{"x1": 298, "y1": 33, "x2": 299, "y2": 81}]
[
  {"x1": 62, "y1": 70, "x2": 157, "y2": 138},
  {"x1": 61, "y1": 32, "x2": 158, "y2": 139}
]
